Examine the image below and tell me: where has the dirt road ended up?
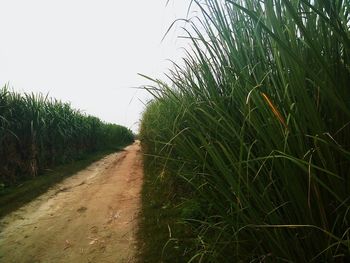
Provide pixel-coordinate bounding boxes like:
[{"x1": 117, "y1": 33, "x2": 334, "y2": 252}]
[{"x1": 0, "y1": 141, "x2": 143, "y2": 263}]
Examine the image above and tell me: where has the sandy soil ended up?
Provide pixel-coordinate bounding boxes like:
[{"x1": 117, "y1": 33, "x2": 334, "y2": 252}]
[{"x1": 0, "y1": 141, "x2": 143, "y2": 263}]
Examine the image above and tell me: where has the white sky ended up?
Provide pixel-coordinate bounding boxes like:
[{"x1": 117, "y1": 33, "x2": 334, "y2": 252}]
[{"x1": 0, "y1": 0, "x2": 195, "y2": 132}]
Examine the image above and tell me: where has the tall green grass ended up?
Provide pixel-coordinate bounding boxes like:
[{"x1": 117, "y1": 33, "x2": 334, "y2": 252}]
[
  {"x1": 0, "y1": 86, "x2": 134, "y2": 184},
  {"x1": 140, "y1": 0, "x2": 350, "y2": 261}
]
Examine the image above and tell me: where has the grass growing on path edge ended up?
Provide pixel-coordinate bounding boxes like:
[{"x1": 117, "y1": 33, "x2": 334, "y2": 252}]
[
  {"x1": 0, "y1": 146, "x2": 126, "y2": 219},
  {"x1": 136, "y1": 155, "x2": 198, "y2": 263}
]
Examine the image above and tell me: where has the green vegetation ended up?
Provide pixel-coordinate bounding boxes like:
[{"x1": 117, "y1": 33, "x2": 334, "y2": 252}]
[
  {"x1": 0, "y1": 86, "x2": 134, "y2": 185},
  {"x1": 137, "y1": 155, "x2": 196, "y2": 263},
  {"x1": 140, "y1": 0, "x2": 350, "y2": 262}
]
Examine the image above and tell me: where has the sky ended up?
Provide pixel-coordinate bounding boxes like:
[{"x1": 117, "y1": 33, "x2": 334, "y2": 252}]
[{"x1": 0, "y1": 0, "x2": 196, "y2": 132}]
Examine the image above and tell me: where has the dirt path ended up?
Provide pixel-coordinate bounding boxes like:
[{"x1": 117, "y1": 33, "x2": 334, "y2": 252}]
[{"x1": 0, "y1": 141, "x2": 143, "y2": 263}]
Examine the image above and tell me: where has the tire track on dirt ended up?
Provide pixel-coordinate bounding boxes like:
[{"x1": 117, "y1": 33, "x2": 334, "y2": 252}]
[{"x1": 0, "y1": 141, "x2": 143, "y2": 263}]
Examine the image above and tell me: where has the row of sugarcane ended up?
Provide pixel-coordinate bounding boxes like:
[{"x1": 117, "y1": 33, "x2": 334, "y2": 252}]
[
  {"x1": 140, "y1": 0, "x2": 350, "y2": 262},
  {"x1": 0, "y1": 86, "x2": 134, "y2": 184}
]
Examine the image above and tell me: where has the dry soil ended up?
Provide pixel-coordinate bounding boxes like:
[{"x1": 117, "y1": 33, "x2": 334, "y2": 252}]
[{"x1": 0, "y1": 141, "x2": 143, "y2": 263}]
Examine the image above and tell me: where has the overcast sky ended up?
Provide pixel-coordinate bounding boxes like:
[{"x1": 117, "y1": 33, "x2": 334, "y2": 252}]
[{"x1": 0, "y1": 0, "x2": 195, "y2": 132}]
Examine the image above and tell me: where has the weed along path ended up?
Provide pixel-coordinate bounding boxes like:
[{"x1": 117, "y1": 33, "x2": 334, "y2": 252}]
[{"x1": 0, "y1": 141, "x2": 143, "y2": 263}]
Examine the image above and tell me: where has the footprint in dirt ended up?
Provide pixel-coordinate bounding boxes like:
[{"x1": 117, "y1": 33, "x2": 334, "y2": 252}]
[
  {"x1": 90, "y1": 226, "x2": 98, "y2": 234},
  {"x1": 77, "y1": 206, "x2": 87, "y2": 213}
]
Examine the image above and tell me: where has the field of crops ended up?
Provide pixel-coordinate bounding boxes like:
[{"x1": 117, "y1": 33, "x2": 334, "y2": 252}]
[
  {"x1": 0, "y1": 86, "x2": 134, "y2": 185},
  {"x1": 140, "y1": 0, "x2": 350, "y2": 262}
]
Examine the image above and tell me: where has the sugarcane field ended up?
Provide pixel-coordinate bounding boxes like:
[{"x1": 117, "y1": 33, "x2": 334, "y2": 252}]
[{"x1": 1, "y1": 1, "x2": 349, "y2": 262}]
